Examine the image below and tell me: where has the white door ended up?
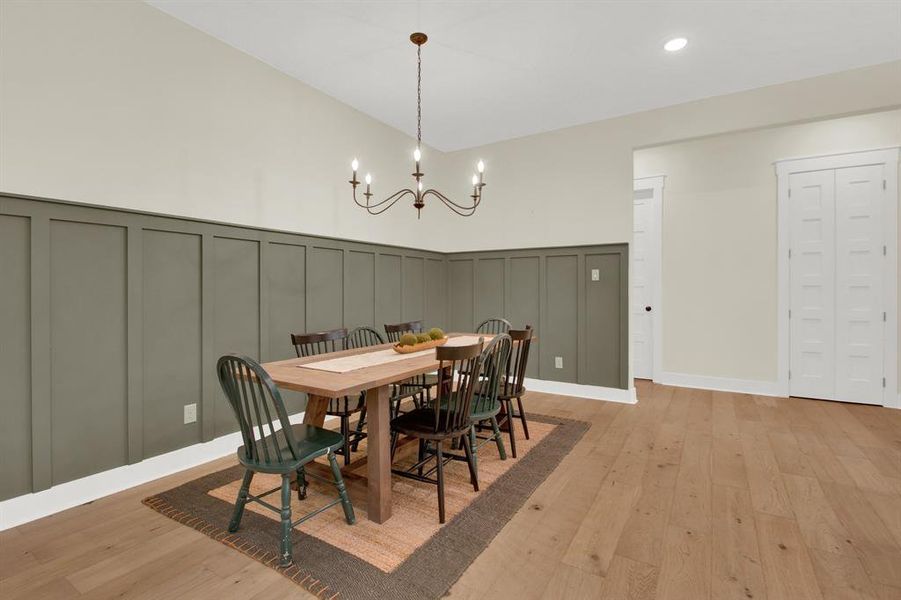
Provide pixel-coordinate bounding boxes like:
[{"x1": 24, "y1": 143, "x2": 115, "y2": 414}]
[
  {"x1": 834, "y1": 165, "x2": 884, "y2": 405},
  {"x1": 632, "y1": 186, "x2": 655, "y2": 379},
  {"x1": 789, "y1": 170, "x2": 836, "y2": 400},
  {"x1": 789, "y1": 165, "x2": 885, "y2": 405}
]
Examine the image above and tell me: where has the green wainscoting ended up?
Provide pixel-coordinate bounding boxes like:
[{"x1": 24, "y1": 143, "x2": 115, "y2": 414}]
[
  {"x1": 0, "y1": 193, "x2": 627, "y2": 501},
  {"x1": 445, "y1": 245, "x2": 629, "y2": 390}
]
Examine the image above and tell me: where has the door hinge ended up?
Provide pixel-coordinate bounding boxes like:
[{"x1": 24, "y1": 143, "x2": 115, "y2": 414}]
[
  {"x1": 789, "y1": 370, "x2": 792, "y2": 380},
  {"x1": 788, "y1": 248, "x2": 792, "y2": 259},
  {"x1": 883, "y1": 377, "x2": 887, "y2": 388},
  {"x1": 884, "y1": 245, "x2": 888, "y2": 256},
  {"x1": 884, "y1": 312, "x2": 888, "y2": 322},
  {"x1": 789, "y1": 309, "x2": 792, "y2": 319},
  {"x1": 788, "y1": 188, "x2": 792, "y2": 198},
  {"x1": 884, "y1": 179, "x2": 888, "y2": 190}
]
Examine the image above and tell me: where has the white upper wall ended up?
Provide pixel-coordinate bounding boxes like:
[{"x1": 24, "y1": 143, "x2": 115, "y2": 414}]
[
  {"x1": 0, "y1": 0, "x2": 447, "y2": 250},
  {"x1": 437, "y1": 61, "x2": 901, "y2": 252},
  {"x1": 2, "y1": 1, "x2": 900, "y2": 255}
]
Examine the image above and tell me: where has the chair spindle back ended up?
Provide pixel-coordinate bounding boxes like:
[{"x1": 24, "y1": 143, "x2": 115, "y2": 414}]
[
  {"x1": 291, "y1": 328, "x2": 347, "y2": 358},
  {"x1": 384, "y1": 320, "x2": 424, "y2": 343},
  {"x1": 471, "y1": 333, "x2": 512, "y2": 415},
  {"x1": 217, "y1": 354, "x2": 298, "y2": 467},
  {"x1": 502, "y1": 326, "x2": 533, "y2": 397},
  {"x1": 432, "y1": 340, "x2": 484, "y2": 434},
  {"x1": 475, "y1": 317, "x2": 512, "y2": 335},
  {"x1": 346, "y1": 326, "x2": 385, "y2": 349}
]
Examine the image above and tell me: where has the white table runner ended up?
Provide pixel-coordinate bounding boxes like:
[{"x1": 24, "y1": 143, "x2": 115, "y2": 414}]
[{"x1": 298, "y1": 335, "x2": 484, "y2": 374}]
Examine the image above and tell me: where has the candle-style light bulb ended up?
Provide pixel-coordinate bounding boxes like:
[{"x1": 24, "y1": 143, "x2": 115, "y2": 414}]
[
  {"x1": 477, "y1": 160, "x2": 484, "y2": 173},
  {"x1": 472, "y1": 174, "x2": 479, "y2": 186},
  {"x1": 351, "y1": 158, "x2": 359, "y2": 172},
  {"x1": 365, "y1": 173, "x2": 372, "y2": 185},
  {"x1": 413, "y1": 148, "x2": 421, "y2": 162}
]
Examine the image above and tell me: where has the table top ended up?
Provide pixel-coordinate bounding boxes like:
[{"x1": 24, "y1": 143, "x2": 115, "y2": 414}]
[{"x1": 262, "y1": 333, "x2": 485, "y2": 398}]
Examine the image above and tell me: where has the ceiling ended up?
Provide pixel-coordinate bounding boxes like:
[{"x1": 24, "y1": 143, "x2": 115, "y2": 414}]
[{"x1": 146, "y1": 1, "x2": 901, "y2": 151}]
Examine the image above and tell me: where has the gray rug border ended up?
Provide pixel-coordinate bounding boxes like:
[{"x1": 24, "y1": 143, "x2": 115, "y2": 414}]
[{"x1": 144, "y1": 414, "x2": 590, "y2": 600}]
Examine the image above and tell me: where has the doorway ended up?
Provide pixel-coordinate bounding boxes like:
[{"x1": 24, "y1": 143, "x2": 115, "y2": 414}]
[
  {"x1": 633, "y1": 176, "x2": 664, "y2": 381},
  {"x1": 777, "y1": 148, "x2": 898, "y2": 405}
]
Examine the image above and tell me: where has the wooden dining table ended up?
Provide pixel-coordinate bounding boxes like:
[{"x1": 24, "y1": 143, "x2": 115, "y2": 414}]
[{"x1": 261, "y1": 333, "x2": 487, "y2": 524}]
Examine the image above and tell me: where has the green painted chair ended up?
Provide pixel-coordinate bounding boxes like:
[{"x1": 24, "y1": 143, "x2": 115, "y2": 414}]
[
  {"x1": 291, "y1": 328, "x2": 365, "y2": 465},
  {"x1": 475, "y1": 317, "x2": 512, "y2": 335},
  {"x1": 468, "y1": 333, "x2": 513, "y2": 480},
  {"x1": 217, "y1": 354, "x2": 355, "y2": 568},
  {"x1": 497, "y1": 326, "x2": 534, "y2": 458}
]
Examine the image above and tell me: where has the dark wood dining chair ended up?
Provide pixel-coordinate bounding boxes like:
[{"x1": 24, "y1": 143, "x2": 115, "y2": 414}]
[
  {"x1": 468, "y1": 333, "x2": 512, "y2": 478},
  {"x1": 384, "y1": 320, "x2": 438, "y2": 402},
  {"x1": 498, "y1": 326, "x2": 534, "y2": 458},
  {"x1": 390, "y1": 339, "x2": 484, "y2": 523},
  {"x1": 290, "y1": 328, "x2": 365, "y2": 465},
  {"x1": 475, "y1": 317, "x2": 512, "y2": 335},
  {"x1": 217, "y1": 354, "x2": 355, "y2": 567},
  {"x1": 344, "y1": 326, "x2": 423, "y2": 448}
]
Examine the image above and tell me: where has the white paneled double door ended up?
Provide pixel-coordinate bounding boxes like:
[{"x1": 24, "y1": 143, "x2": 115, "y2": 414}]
[{"x1": 789, "y1": 164, "x2": 886, "y2": 405}]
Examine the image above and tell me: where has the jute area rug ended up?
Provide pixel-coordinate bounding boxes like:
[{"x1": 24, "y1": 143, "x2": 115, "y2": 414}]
[{"x1": 143, "y1": 413, "x2": 589, "y2": 600}]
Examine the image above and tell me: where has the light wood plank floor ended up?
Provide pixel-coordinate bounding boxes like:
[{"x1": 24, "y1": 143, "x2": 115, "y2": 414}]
[{"x1": 2, "y1": 381, "x2": 900, "y2": 599}]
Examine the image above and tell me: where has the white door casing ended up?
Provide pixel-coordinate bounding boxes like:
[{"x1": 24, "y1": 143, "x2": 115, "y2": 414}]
[{"x1": 632, "y1": 176, "x2": 664, "y2": 381}]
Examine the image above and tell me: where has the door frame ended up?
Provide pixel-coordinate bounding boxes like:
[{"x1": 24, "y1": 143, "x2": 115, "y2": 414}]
[
  {"x1": 775, "y1": 147, "x2": 899, "y2": 407},
  {"x1": 633, "y1": 175, "x2": 665, "y2": 382}
]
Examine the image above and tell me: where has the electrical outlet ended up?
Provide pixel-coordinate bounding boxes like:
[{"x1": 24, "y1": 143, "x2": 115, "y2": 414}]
[
  {"x1": 591, "y1": 269, "x2": 600, "y2": 281},
  {"x1": 184, "y1": 403, "x2": 197, "y2": 424},
  {"x1": 554, "y1": 356, "x2": 563, "y2": 369}
]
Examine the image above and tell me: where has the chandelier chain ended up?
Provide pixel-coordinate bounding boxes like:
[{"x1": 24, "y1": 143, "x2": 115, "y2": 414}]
[{"x1": 416, "y1": 44, "x2": 422, "y2": 147}]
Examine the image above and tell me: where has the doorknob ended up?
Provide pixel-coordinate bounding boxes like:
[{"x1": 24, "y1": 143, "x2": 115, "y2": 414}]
[{"x1": 645, "y1": 306, "x2": 652, "y2": 312}]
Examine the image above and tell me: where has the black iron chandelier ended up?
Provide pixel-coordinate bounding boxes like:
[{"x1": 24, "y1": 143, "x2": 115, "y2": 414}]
[{"x1": 349, "y1": 32, "x2": 485, "y2": 218}]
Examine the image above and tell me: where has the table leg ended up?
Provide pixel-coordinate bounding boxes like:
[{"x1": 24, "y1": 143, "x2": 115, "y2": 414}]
[
  {"x1": 365, "y1": 384, "x2": 392, "y2": 523},
  {"x1": 303, "y1": 394, "x2": 330, "y2": 427}
]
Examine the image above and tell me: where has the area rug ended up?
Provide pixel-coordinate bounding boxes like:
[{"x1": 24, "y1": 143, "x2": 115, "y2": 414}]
[{"x1": 143, "y1": 413, "x2": 589, "y2": 599}]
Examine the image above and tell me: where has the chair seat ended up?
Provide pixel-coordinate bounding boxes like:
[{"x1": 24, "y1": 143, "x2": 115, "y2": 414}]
[
  {"x1": 470, "y1": 396, "x2": 501, "y2": 421},
  {"x1": 237, "y1": 423, "x2": 344, "y2": 473},
  {"x1": 391, "y1": 408, "x2": 470, "y2": 440}
]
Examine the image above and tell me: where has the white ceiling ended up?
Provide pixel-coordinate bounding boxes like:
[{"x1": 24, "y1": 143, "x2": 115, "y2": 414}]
[{"x1": 146, "y1": 1, "x2": 901, "y2": 151}]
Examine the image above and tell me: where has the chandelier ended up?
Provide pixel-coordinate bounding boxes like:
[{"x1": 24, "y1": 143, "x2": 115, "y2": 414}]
[{"x1": 349, "y1": 32, "x2": 485, "y2": 218}]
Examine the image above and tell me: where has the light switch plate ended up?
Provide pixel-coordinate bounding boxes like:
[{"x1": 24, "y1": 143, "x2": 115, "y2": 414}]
[
  {"x1": 184, "y1": 403, "x2": 197, "y2": 424},
  {"x1": 555, "y1": 356, "x2": 563, "y2": 369},
  {"x1": 591, "y1": 269, "x2": 600, "y2": 281}
]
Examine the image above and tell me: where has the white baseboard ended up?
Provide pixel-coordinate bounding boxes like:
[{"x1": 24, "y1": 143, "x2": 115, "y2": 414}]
[
  {"x1": 0, "y1": 411, "x2": 336, "y2": 531},
  {"x1": 655, "y1": 371, "x2": 784, "y2": 397},
  {"x1": 523, "y1": 377, "x2": 637, "y2": 404}
]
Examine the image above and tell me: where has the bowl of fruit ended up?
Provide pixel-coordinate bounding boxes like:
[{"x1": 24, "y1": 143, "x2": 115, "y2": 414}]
[{"x1": 392, "y1": 327, "x2": 448, "y2": 354}]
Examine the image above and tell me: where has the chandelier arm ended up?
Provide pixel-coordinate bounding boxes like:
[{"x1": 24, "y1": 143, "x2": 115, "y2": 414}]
[
  {"x1": 422, "y1": 189, "x2": 479, "y2": 217},
  {"x1": 353, "y1": 187, "x2": 417, "y2": 215}
]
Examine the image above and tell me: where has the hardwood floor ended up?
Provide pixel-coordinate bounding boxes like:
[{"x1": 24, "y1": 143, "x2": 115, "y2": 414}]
[{"x1": 2, "y1": 381, "x2": 900, "y2": 599}]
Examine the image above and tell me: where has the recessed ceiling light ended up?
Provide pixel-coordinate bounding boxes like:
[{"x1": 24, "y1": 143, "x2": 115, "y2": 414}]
[{"x1": 664, "y1": 37, "x2": 688, "y2": 52}]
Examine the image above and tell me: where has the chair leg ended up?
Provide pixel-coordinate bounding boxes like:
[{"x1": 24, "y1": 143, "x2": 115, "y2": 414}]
[
  {"x1": 435, "y1": 440, "x2": 446, "y2": 524},
  {"x1": 351, "y1": 406, "x2": 366, "y2": 452},
  {"x1": 469, "y1": 426, "x2": 479, "y2": 480},
  {"x1": 417, "y1": 438, "x2": 426, "y2": 477},
  {"x1": 328, "y1": 452, "x2": 356, "y2": 525},
  {"x1": 296, "y1": 466, "x2": 307, "y2": 500},
  {"x1": 462, "y1": 432, "x2": 479, "y2": 492},
  {"x1": 504, "y1": 400, "x2": 518, "y2": 458},
  {"x1": 279, "y1": 474, "x2": 293, "y2": 567},
  {"x1": 341, "y1": 415, "x2": 351, "y2": 466},
  {"x1": 228, "y1": 469, "x2": 254, "y2": 532},
  {"x1": 516, "y1": 396, "x2": 530, "y2": 440},
  {"x1": 490, "y1": 416, "x2": 507, "y2": 460}
]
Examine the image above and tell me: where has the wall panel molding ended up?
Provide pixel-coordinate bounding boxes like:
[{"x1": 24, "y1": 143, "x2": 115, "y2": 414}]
[{"x1": 0, "y1": 193, "x2": 446, "y2": 501}]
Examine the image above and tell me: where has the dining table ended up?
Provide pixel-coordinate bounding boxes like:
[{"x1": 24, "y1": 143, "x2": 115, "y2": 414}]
[{"x1": 261, "y1": 332, "x2": 489, "y2": 524}]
